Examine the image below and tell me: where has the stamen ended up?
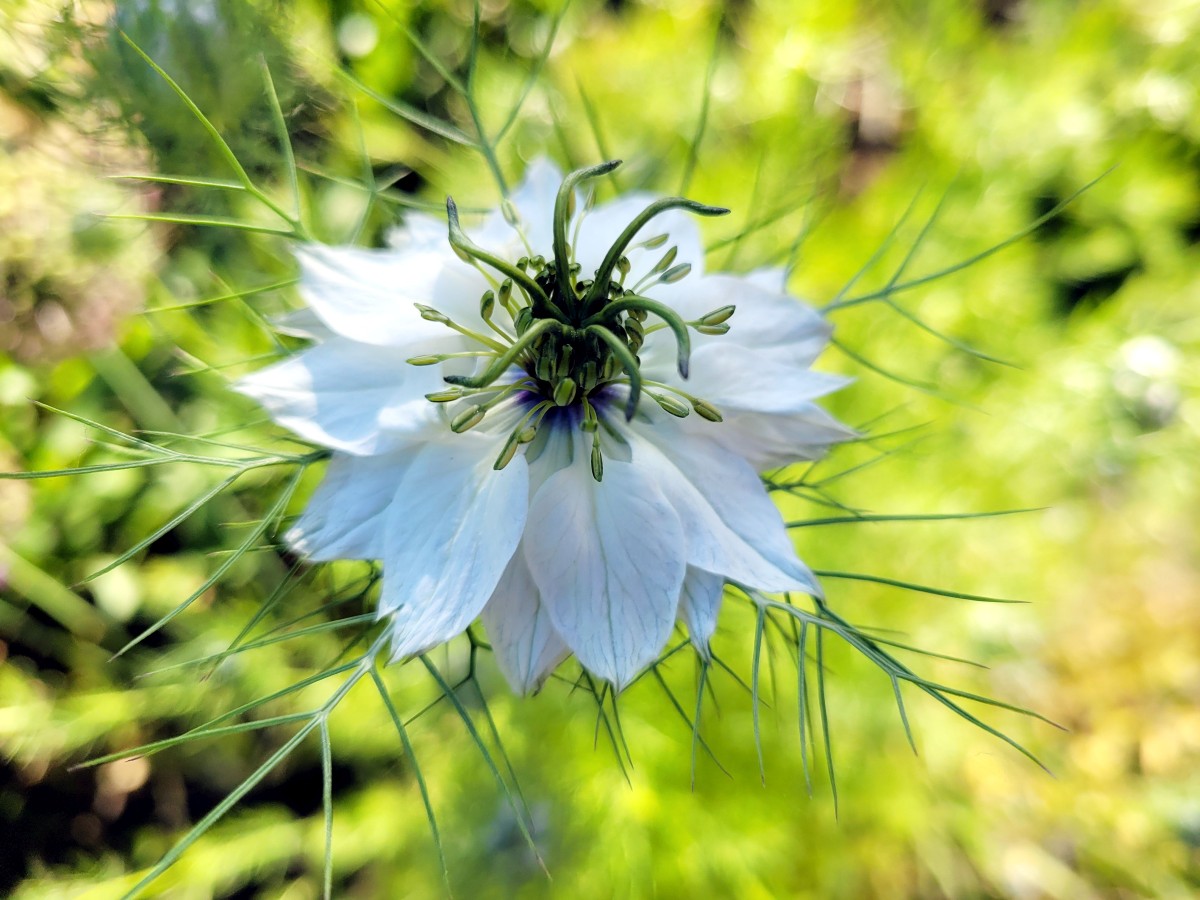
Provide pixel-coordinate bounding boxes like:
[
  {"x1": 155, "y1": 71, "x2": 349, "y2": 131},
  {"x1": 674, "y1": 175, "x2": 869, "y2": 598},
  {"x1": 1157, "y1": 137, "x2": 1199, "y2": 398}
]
[
  {"x1": 450, "y1": 404, "x2": 487, "y2": 433},
  {"x1": 445, "y1": 197, "x2": 563, "y2": 319},
  {"x1": 415, "y1": 303, "x2": 508, "y2": 353},
  {"x1": 617, "y1": 377, "x2": 723, "y2": 423},
  {"x1": 637, "y1": 233, "x2": 669, "y2": 250},
  {"x1": 630, "y1": 245, "x2": 679, "y2": 293},
  {"x1": 590, "y1": 432, "x2": 604, "y2": 481},
  {"x1": 697, "y1": 305, "x2": 735, "y2": 325},
  {"x1": 497, "y1": 278, "x2": 519, "y2": 316},
  {"x1": 443, "y1": 318, "x2": 561, "y2": 389},
  {"x1": 552, "y1": 377, "x2": 578, "y2": 406},
  {"x1": 653, "y1": 245, "x2": 679, "y2": 273},
  {"x1": 479, "y1": 289, "x2": 514, "y2": 341},
  {"x1": 659, "y1": 263, "x2": 691, "y2": 284},
  {"x1": 501, "y1": 198, "x2": 537, "y2": 257},
  {"x1": 648, "y1": 390, "x2": 690, "y2": 417},
  {"x1": 493, "y1": 401, "x2": 553, "y2": 470},
  {"x1": 430, "y1": 378, "x2": 535, "y2": 405},
  {"x1": 407, "y1": 351, "x2": 493, "y2": 366}
]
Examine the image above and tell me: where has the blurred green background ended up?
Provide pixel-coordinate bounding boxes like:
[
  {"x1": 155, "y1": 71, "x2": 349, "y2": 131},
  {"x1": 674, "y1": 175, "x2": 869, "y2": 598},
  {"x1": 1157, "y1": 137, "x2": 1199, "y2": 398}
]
[{"x1": 2, "y1": 0, "x2": 1198, "y2": 896}]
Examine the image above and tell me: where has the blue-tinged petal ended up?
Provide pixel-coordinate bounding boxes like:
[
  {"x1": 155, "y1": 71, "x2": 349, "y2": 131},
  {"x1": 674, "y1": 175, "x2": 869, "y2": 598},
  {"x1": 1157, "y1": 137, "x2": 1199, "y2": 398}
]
[
  {"x1": 625, "y1": 430, "x2": 814, "y2": 591},
  {"x1": 286, "y1": 451, "x2": 411, "y2": 561},
  {"x1": 677, "y1": 567, "x2": 726, "y2": 656},
  {"x1": 709, "y1": 406, "x2": 857, "y2": 469},
  {"x1": 638, "y1": 418, "x2": 823, "y2": 598},
  {"x1": 295, "y1": 243, "x2": 488, "y2": 348},
  {"x1": 524, "y1": 434, "x2": 686, "y2": 688},
  {"x1": 237, "y1": 338, "x2": 445, "y2": 455},
  {"x1": 482, "y1": 547, "x2": 570, "y2": 694},
  {"x1": 381, "y1": 436, "x2": 529, "y2": 661}
]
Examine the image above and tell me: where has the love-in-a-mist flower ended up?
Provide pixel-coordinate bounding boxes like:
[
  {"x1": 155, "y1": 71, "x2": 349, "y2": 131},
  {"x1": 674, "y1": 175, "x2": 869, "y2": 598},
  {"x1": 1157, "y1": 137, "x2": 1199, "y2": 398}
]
[{"x1": 239, "y1": 159, "x2": 853, "y2": 690}]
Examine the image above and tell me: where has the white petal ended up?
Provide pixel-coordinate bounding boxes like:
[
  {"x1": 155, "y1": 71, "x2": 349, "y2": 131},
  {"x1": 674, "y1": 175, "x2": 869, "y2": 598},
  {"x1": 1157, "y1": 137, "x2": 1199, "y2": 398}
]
[
  {"x1": 380, "y1": 437, "x2": 529, "y2": 660},
  {"x1": 236, "y1": 338, "x2": 443, "y2": 455},
  {"x1": 681, "y1": 343, "x2": 851, "y2": 415},
  {"x1": 482, "y1": 548, "x2": 570, "y2": 694},
  {"x1": 677, "y1": 567, "x2": 726, "y2": 654},
  {"x1": 385, "y1": 212, "x2": 451, "y2": 251},
  {"x1": 625, "y1": 430, "x2": 815, "y2": 591},
  {"x1": 743, "y1": 266, "x2": 789, "y2": 293},
  {"x1": 650, "y1": 273, "x2": 830, "y2": 362},
  {"x1": 286, "y1": 451, "x2": 410, "y2": 561},
  {"x1": 295, "y1": 243, "x2": 488, "y2": 348},
  {"x1": 467, "y1": 157, "x2": 564, "y2": 258},
  {"x1": 523, "y1": 434, "x2": 686, "y2": 687},
  {"x1": 271, "y1": 307, "x2": 333, "y2": 340},
  {"x1": 638, "y1": 419, "x2": 822, "y2": 597}
]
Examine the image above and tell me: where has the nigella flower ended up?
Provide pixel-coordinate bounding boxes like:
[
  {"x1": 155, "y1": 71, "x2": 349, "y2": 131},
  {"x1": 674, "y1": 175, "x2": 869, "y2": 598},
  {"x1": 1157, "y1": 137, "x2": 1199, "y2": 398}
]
[{"x1": 239, "y1": 159, "x2": 853, "y2": 691}]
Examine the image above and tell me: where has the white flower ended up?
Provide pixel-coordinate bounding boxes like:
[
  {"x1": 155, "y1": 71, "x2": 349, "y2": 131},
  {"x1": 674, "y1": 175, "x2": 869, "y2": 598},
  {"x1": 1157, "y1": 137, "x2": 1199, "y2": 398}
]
[{"x1": 239, "y1": 159, "x2": 853, "y2": 691}]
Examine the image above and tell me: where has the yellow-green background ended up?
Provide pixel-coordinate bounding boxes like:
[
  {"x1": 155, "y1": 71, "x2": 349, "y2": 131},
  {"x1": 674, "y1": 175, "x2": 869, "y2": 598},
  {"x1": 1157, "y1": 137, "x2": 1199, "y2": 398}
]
[{"x1": 2, "y1": 0, "x2": 1198, "y2": 896}]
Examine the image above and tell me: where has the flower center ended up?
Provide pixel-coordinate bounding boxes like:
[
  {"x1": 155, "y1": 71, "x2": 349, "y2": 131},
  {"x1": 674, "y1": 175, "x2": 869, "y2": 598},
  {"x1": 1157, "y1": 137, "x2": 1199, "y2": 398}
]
[{"x1": 408, "y1": 160, "x2": 737, "y2": 480}]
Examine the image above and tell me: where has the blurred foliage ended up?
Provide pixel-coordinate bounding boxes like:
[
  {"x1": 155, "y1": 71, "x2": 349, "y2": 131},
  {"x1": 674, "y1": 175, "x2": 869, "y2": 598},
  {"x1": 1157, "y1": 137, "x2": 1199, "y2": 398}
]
[{"x1": 2, "y1": 0, "x2": 1199, "y2": 897}]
